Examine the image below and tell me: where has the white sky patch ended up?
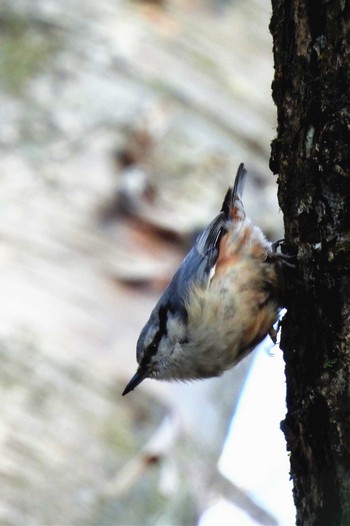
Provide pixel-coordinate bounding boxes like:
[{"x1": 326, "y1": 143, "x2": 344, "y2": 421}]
[{"x1": 199, "y1": 322, "x2": 296, "y2": 526}]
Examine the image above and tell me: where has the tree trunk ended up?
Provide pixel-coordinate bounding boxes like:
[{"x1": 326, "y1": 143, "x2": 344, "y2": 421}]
[{"x1": 269, "y1": 1, "x2": 350, "y2": 525}]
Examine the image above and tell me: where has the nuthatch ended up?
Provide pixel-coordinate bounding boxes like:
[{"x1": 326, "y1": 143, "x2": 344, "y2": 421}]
[{"x1": 123, "y1": 163, "x2": 283, "y2": 395}]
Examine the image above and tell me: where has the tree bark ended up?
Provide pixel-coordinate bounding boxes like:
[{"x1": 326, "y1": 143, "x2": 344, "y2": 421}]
[{"x1": 270, "y1": 1, "x2": 350, "y2": 525}]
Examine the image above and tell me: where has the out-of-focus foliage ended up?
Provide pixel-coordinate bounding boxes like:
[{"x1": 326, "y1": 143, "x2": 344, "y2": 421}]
[{"x1": 0, "y1": 12, "x2": 60, "y2": 94}]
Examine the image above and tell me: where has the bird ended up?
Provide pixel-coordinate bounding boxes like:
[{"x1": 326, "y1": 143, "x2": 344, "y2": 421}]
[{"x1": 123, "y1": 163, "x2": 283, "y2": 395}]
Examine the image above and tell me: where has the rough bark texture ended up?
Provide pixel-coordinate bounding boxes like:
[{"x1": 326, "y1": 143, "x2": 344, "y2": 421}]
[{"x1": 270, "y1": 1, "x2": 350, "y2": 525}]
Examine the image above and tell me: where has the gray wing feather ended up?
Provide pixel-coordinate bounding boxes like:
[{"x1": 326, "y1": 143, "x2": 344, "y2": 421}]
[
  {"x1": 195, "y1": 213, "x2": 226, "y2": 256},
  {"x1": 154, "y1": 212, "x2": 226, "y2": 320}
]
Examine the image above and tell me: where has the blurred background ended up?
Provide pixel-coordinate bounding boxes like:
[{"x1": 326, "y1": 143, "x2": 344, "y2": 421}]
[{"x1": 0, "y1": 0, "x2": 295, "y2": 524}]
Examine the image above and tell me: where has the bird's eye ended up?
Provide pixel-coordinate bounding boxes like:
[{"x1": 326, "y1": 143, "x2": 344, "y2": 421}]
[{"x1": 147, "y1": 342, "x2": 158, "y2": 355}]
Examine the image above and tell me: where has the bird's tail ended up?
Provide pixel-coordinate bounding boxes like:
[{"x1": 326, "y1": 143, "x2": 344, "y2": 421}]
[
  {"x1": 233, "y1": 162, "x2": 246, "y2": 198},
  {"x1": 221, "y1": 163, "x2": 247, "y2": 220}
]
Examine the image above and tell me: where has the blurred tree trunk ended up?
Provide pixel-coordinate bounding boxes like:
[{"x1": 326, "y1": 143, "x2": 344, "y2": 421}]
[{"x1": 270, "y1": 1, "x2": 350, "y2": 525}]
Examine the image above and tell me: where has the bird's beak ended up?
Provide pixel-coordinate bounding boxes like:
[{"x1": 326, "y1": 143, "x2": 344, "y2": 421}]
[{"x1": 122, "y1": 368, "x2": 148, "y2": 396}]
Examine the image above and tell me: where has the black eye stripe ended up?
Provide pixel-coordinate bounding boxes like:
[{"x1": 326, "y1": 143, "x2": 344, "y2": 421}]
[
  {"x1": 148, "y1": 342, "x2": 158, "y2": 356},
  {"x1": 151, "y1": 305, "x2": 168, "y2": 350},
  {"x1": 140, "y1": 305, "x2": 168, "y2": 368},
  {"x1": 158, "y1": 305, "x2": 168, "y2": 337}
]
